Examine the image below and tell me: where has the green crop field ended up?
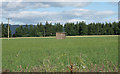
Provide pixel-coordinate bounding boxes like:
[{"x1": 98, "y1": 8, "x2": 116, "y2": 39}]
[{"x1": 2, "y1": 36, "x2": 118, "y2": 72}]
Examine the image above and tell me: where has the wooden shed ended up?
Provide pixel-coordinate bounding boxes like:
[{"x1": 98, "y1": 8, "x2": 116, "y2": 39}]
[{"x1": 56, "y1": 32, "x2": 66, "y2": 39}]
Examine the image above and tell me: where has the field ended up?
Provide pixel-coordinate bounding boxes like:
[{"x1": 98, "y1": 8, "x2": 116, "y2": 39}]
[{"x1": 2, "y1": 35, "x2": 118, "y2": 72}]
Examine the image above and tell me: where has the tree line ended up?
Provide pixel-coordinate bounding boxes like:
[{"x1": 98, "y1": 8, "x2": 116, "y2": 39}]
[{"x1": 1, "y1": 21, "x2": 120, "y2": 37}]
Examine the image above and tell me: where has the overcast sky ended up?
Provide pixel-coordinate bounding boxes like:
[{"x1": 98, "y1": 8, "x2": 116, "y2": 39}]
[{"x1": 0, "y1": 2, "x2": 118, "y2": 25}]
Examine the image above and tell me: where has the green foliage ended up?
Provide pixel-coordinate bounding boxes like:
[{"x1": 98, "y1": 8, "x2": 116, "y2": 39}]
[
  {"x1": 64, "y1": 22, "x2": 76, "y2": 36},
  {"x1": 36, "y1": 32, "x2": 43, "y2": 37},
  {"x1": 29, "y1": 24, "x2": 35, "y2": 37},
  {"x1": 45, "y1": 22, "x2": 53, "y2": 36},
  {"x1": 1, "y1": 21, "x2": 120, "y2": 37},
  {"x1": 15, "y1": 25, "x2": 24, "y2": 37},
  {"x1": 79, "y1": 21, "x2": 88, "y2": 35},
  {"x1": 55, "y1": 23, "x2": 63, "y2": 32},
  {"x1": 23, "y1": 24, "x2": 29, "y2": 37},
  {"x1": 74, "y1": 22, "x2": 80, "y2": 35},
  {"x1": 1, "y1": 22, "x2": 6, "y2": 37},
  {"x1": 1, "y1": 23, "x2": 12, "y2": 37},
  {"x1": 88, "y1": 23, "x2": 95, "y2": 35}
]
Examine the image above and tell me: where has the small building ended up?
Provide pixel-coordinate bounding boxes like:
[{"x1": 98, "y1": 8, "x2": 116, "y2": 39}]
[{"x1": 56, "y1": 32, "x2": 66, "y2": 39}]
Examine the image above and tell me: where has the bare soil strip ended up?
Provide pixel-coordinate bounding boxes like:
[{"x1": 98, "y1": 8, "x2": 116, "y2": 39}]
[
  {"x1": 0, "y1": 35, "x2": 118, "y2": 39},
  {"x1": 67, "y1": 35, "x2": 118, "y2": 37}
]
